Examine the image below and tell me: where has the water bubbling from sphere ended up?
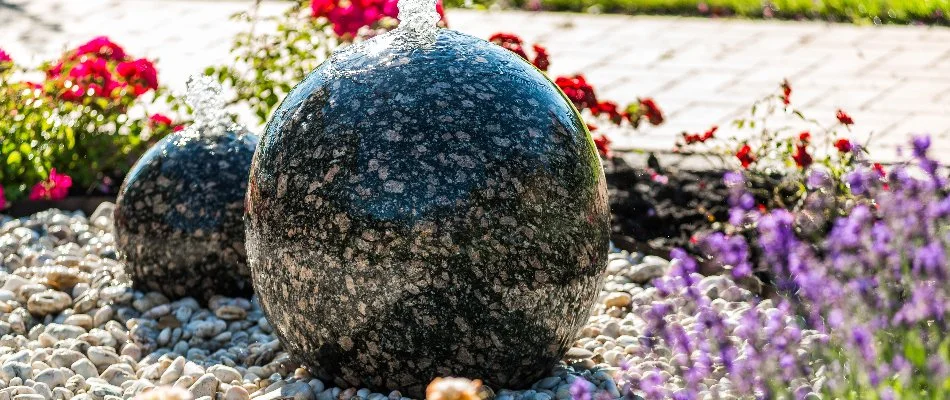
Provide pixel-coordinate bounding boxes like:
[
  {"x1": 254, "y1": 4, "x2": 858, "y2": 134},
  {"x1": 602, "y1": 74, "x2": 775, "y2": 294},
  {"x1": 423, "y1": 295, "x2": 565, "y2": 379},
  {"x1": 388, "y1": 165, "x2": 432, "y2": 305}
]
[
  {"x1": 395, "y1": 0, "x2": 440, "y2": 41},
  {"x1": 184, "y1": 75, "x2": 230, "y2": 135}
]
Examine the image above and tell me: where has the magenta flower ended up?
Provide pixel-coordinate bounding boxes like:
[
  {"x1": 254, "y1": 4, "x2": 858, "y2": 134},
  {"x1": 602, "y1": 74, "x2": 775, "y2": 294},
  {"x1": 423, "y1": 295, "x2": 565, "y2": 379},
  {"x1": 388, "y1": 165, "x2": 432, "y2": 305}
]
[
  {"x1": 0, "y1": 48, "x2": 11, "y2": 63},
  {"x1": 29, "y1": 169, "x2": 73, "y2": 201},
  {"x1": 75, "y1": 36, "x2": 127, "y2": 61},
  {"x1": 0, "y1": 186, "x2": 7, "y2": 209}
]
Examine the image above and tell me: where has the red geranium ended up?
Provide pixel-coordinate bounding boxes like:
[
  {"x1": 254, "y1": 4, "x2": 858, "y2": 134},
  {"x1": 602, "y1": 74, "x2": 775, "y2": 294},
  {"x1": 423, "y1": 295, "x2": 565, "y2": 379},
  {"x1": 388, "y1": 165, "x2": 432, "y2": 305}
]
[
  {"x1": 836, "y1": 109, "x2": 854, "y2": 125},
  {"x1": 531, "y1": 44, "x2": 550, "y2": 71},
  {"x1": 312, "y1": 0, "x2": 446, "y2": 37},
  {"x1": 149, "y1": 114, "x2": 185, "y2": 132},
  {"x1": 555, "y1": 74, "x2": 597, "y2": 111},
  {"x1": 116, "y1": 58, "x2": 159, "y2": 96},
  {"x1": 798, "y1": 131, "x2": 811, "y2": 143},
  {"x1": 75, "y1": 36, "x2": 127, "y2": 61},
  {"x1": 780, "y1": 79, "x2": 791, "y2": 105},
  {"x1": 29, "y1": 169, "x2": 73, "y2": 201},
  {"x1": 592, "y1": 101, "x2": 624, "y2": 124},
  {"x1": 489, "y1": 33, "x2": 528, "y2": 59},
  {"x1": 792, "y1": 144, "x2": 812, "y2": 168},
  {"x1": 736, "y1": 144, "x2": 755, "y2": 168},
  {"x1": 593, "y1": 134, "x2": 611, "y2": 158},
  {"x1": 834, "y1": 138, "x2": 852, "y2": 153},
  {"x1": 639, "y1": 98, "x2": 664, "y2": 125}
]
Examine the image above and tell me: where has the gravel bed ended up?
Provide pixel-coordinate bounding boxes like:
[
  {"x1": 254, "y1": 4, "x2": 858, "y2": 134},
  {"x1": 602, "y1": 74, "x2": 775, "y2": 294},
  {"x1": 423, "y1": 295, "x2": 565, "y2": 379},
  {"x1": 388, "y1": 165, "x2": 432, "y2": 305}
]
[{"x1": 0, "y1": 204, "x2": 815, "y2": 400}]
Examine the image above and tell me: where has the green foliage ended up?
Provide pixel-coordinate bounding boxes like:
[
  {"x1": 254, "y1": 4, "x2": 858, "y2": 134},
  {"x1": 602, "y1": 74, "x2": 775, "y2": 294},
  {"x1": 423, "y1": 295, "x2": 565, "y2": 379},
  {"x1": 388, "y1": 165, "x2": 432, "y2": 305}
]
[
  {"x1": 204, "y1": 1, "x2": 339, "y2": 125},
  {"x1": 446, "y1": 0, "x2": 950, "y2": 25}
]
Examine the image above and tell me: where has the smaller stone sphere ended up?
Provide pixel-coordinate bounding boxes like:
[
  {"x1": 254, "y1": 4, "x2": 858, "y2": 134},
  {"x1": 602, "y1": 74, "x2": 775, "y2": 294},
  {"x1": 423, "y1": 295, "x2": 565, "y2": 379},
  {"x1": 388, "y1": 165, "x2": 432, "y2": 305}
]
[{"x1": 115, "y1": 127, "x2": 258, "y2": 302}]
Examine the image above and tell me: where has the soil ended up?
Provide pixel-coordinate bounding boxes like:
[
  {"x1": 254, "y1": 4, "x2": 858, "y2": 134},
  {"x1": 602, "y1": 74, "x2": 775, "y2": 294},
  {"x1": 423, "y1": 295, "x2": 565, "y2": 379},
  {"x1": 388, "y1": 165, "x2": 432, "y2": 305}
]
[{"x1": 604, "y1": 156, "x2": 731, "y2": 258}]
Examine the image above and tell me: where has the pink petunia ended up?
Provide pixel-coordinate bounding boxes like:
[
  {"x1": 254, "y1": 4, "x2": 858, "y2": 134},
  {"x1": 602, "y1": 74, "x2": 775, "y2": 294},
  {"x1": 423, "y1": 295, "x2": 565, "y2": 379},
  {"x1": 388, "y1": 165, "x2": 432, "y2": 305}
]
[{"x1": 29, "y1": 169, "x2": 73, "y2": 201}]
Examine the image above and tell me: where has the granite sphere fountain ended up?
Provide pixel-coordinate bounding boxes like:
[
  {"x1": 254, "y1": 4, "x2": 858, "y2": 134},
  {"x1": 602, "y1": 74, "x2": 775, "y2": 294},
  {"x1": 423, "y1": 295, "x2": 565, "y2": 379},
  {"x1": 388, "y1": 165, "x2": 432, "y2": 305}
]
[
  {"x1": 244, "y1": 0, "x2": 610, "y2": 395},
  {"x1": 114, "y1": 77, "x2": 258, "y2": 302}
]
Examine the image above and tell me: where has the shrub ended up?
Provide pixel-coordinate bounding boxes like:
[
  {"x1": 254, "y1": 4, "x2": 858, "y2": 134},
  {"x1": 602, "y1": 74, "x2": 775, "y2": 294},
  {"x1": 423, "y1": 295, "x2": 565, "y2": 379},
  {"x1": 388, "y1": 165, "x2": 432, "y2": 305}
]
[{"x1": 0, "y1": 38, "x2": 183, "y2": 206}]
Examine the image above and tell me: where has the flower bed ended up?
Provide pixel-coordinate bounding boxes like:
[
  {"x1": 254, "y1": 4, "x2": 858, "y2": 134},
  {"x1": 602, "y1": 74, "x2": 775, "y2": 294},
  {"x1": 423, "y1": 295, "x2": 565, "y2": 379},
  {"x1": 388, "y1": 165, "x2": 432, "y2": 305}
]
[
  {"x1": 445, "y1": 0, "x2": 950, "y2": 25},
  {"x1": 0, "y1": 38, "x2": 184, "y2": 210}
]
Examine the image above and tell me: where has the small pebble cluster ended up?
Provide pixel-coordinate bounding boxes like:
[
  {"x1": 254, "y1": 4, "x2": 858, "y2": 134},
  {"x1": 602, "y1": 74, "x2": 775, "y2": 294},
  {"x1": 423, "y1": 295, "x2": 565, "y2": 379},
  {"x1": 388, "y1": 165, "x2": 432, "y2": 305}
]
[{"x1": 0, "y1": 204, "x2": 816, "y2": 400}]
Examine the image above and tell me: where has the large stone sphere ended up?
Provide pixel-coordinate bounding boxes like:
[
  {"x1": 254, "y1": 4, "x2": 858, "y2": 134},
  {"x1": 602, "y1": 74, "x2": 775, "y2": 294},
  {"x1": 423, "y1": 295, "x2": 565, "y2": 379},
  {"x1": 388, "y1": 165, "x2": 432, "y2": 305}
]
[
  {"x1": 245, "y1": 29, "x2": 609, "y2": 396},
  {"x1": 115, "y1": 128, "x2": 258, "y2": 302}
]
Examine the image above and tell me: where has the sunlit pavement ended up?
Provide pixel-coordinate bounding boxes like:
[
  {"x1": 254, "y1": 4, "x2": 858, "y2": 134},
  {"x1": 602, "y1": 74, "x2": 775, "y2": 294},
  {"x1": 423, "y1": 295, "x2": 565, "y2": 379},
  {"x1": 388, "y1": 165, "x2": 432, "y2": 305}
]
[{"x1": 3, "y1": 0, "x2": 950, "y2": 161}]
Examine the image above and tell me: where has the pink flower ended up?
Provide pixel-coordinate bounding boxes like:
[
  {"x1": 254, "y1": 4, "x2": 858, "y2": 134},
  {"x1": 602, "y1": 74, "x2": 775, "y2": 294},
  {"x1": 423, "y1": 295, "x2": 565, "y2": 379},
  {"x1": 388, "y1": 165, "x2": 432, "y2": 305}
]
[
  {"x1": 61, "y1": 58, "x2": 119, "y2": 101},
  {"x1": 0, "y1": 186, "x2": 7, "y2": 210},
  {"x1": 29, "y1": 169, "x2": 73, "y2": 201},
  {"x1": 116, "y1": 58, "x2": 158, "y2": 96},
  {"x1": 0, "y1": 48, "x2": 11, "y2": 63},
  {"x1": 75, "y1": 36, "x2": 127, "y2": 61}
]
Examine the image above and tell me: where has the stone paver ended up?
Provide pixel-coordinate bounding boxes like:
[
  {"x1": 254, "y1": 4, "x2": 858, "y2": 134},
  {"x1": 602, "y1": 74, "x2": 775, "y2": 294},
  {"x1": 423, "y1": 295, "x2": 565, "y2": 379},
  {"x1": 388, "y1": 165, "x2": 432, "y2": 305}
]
[{"x1": 3, "y1": 0, "x2": 950, "y2": 161}]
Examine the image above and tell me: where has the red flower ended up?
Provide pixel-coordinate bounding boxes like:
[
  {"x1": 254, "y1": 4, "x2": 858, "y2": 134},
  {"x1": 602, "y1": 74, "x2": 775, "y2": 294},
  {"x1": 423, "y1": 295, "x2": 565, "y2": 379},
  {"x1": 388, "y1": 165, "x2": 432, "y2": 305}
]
[
  {"x1": 489, "y1": 33, "x2": 528, "y2": 60},
  {"x1": 682, "y1": 133, "x2": 702, "y2": 144},
  {"x1": 29, "y1": 169, "x2": 73, "y2": 201},
  {"x1": 681, "y1": 125, "x2": 717, "y2": 146},
  {"x1": 592, "y1": 101, "x2": 624, "y2": 124},
  {"x1": 836, "y1": 109, "x2": 854, "y2": 125},
  {"x1": 61, "y1": 58, "x2": 120, "y2": 101},
  {"x1": 116, "y1": 58, "x2": 159, "y2": 96},
  {"x1": 555, "y1": 74, "x2": 597, "y2": 111},
  {"x1": 639, "y1": 98, "x2": 664, "y2": 125},
  {"x1": 149, "y1": 114, "x2": 185, "y2": 132},
  {"x1": 873, "y1": 163, "x2": 886, "y2": 178},
  {"x1": 531, "y1": 44, "x2": 550, "y2": 72},
  {"x1": 593, "y1": 134, "x2": 611, "y2": 158},
  {"x1": 798, "y1": 131, "x2": 811, "y2": 143},
  {"x1": 311, "y1": 0, "x2": 335, "y2": 17},
  {"x1": 75, "y1": 36, "x2": 127, "y2": 61},
  {"x1": 792, "y1": 144, "x2": 812, "y2": 168},
  {"x1": 586, "y1": 123, "x2": 598, "y2": 132},
  {"x1": 313, "y1": 0, "x2": 446, "y2": 37},
  {"x1": 780, "y1": 79, "x2": 791, "y2": 105},
  {"x1": 0, "y1": 48, "x2": 11, "y2": 63},
  {"x1": 735, "y1": 144, "x2": 755, "y2": 168},
  {"x1": 834, "y1": 138, "x2": 852, "y2": 153}
]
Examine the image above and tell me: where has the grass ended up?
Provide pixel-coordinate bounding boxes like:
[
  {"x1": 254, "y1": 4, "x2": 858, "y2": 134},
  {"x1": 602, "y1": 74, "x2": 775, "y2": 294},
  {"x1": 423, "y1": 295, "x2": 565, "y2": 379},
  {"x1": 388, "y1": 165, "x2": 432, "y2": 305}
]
[{"x1": 446, "y1": 0, "x2": 950, "y2": 25}]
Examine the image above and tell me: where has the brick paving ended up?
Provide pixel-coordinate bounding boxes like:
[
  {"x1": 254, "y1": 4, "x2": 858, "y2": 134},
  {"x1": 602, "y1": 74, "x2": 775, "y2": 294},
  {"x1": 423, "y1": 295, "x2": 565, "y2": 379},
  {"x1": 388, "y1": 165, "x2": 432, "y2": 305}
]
[{"x1": 3, "y1": 0, "x2": 950, "y2": 161}]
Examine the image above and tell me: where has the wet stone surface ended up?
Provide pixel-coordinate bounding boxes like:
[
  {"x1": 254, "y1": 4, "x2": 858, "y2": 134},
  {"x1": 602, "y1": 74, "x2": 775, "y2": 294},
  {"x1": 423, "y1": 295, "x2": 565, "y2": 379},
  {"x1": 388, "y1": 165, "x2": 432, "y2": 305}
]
[
  {"x1": 115, "y1": 128, "x2": 258, "y2": 303},
  {"x1": 246, "y1": 28, "x2": 611, "y2": 396}
]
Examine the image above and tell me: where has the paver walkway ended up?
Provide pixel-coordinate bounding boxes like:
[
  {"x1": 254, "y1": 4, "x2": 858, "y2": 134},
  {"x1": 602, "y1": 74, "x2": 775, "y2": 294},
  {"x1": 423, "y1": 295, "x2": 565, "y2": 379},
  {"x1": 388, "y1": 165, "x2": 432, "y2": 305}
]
[{"x1": 3, "y1": 0, "x2": 950, "y2": 161}]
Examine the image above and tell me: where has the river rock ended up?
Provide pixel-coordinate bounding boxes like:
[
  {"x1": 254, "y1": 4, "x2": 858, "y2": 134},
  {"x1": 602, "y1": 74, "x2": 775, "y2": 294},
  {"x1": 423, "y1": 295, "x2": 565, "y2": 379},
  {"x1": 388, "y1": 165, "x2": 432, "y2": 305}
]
[{"x1": 245, "y1": 26, "x2": 609, "y2": 397}]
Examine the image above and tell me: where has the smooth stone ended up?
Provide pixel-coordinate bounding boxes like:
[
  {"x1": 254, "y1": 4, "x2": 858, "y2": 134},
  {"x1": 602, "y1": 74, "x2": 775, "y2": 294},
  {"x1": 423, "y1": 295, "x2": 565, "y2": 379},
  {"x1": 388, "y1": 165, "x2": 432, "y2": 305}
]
[
  {"x1": 224, "y1": 386, "x2": 249, "y2": 400},
  {"x1": 86, "y1": 347, "x2": 119, "y2": 368},
  {"x1": 70, "y1": 359, "x2": 98, "y2": 379},
  {"x1": 187, "y1": 374, "x2": 217, "y2": 399},
  {"x1": 564, "y1": 348, "x2": 593, "y2": 359},
  {"x1": 114, "y1": 118, "x2": 258, "y2": 303},
  {"x1": 26, "y1": 291, "x2": 71, "y2": 316},
  {"x1": 246, "y1": 28, "x2": 609, "y2": 397}
]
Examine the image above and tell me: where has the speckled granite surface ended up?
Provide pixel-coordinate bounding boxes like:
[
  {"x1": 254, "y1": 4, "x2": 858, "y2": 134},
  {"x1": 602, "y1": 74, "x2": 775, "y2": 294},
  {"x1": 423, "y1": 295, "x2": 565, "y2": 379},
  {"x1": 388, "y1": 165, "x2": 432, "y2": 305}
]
[
  {"x1": 245, "y1": 28, "x2": 610, "y2": 396},
  {"x1": 115, "y1": 128, "x2": 258, "y2": 302}
]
